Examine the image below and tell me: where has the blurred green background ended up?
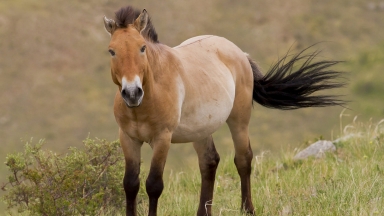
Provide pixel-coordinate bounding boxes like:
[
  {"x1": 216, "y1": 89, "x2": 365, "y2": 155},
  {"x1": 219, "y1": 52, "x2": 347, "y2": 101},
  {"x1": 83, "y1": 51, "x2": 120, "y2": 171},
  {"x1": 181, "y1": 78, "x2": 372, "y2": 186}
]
[{"x1": 1, "y1": 0, "x2": 383, "y2": 212}]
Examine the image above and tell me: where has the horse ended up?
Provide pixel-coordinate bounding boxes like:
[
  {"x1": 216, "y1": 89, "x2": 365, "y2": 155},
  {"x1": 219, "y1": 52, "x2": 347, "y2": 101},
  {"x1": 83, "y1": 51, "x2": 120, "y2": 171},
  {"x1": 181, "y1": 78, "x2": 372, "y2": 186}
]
[{"x1": 103, "y1": 6, "x2": 345, "y2": 216}]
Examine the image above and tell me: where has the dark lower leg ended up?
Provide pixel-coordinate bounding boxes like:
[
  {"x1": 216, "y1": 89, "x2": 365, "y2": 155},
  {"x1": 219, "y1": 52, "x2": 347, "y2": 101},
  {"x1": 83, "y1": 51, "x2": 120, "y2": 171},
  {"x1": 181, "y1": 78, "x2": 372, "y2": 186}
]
[
  {"x1": 124, "y1": 162, "x2": 140, "y2": 216},
  {"x1": 119, "y1": 130, "x2": 143, "y2": 216},
  {"x1": 197, "y1": 157, "x2": 220, "y2": 216},
  {"x1": 234, "y1": 143, "x2": 254, "y2": 214},
  {"x1": 146, "y1": 136, "x2": 170, "y2": 216},
  {"x1": 146, "y1": 169, "x2": 164, "y2": 216},
  {"x1": 194, "y1": 136, "x2": 220, "y2": 216}
]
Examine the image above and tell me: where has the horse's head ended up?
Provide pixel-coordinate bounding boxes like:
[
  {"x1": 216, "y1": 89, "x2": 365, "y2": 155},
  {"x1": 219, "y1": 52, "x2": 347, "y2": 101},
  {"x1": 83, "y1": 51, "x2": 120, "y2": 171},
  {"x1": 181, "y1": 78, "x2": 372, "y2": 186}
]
[{"x1": 104, "y1": 9, "x2": 150, "y2": 108}]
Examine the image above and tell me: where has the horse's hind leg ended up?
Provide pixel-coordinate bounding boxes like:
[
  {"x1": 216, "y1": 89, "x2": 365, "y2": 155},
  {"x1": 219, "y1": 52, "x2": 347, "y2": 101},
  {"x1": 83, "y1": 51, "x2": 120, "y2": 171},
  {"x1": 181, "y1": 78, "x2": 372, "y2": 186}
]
[
  {"x1": 193, "y1": 135, "x2": 220, "y2": 216},
  {"x1": 227, "y1": 108, "x2": 255, "y2": 214}
]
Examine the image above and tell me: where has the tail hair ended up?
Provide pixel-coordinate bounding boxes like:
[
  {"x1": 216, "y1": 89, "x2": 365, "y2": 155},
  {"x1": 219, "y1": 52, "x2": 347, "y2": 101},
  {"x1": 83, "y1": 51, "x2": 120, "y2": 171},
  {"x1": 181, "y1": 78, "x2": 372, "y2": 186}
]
[{"x1": 251, "y1": 48, "x2": 347, "y2": 110}]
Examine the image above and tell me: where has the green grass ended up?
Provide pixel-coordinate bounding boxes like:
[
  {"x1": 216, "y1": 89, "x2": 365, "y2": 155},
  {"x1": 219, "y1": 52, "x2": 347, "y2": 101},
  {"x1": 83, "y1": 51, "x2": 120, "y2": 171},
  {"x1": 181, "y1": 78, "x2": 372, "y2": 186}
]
[
  {"x1": 133, "y1": 120, "x2": 384, "y2": 215},
  {"x1": 2, "y1": 120, "x2": 383, "y2": 215}
]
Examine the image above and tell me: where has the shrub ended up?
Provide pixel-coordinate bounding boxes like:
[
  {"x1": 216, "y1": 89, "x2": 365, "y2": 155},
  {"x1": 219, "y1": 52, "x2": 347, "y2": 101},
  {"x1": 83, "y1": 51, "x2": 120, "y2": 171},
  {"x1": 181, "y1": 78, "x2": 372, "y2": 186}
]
[{"x1": 2, "y1": 138, "x2": 126, "y2": 216}]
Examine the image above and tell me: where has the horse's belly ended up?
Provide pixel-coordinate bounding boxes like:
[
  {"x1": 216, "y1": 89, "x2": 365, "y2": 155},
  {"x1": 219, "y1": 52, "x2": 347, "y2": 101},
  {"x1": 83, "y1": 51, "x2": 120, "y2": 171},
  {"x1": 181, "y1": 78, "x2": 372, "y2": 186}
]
[
  {"x1": 171, "y1": 91, "x2": 234, "y2": 143},
  {"x1": 171, "y1": 41, "x2": 238, "y2": 143}
]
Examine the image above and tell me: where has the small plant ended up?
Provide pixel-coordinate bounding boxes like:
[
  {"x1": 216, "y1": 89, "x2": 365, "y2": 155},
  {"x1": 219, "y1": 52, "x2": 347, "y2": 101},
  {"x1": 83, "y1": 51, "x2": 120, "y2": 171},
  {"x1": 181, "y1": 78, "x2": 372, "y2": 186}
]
[{"x1": 2, "y1": 138, "x2": 126, "y2": 216}]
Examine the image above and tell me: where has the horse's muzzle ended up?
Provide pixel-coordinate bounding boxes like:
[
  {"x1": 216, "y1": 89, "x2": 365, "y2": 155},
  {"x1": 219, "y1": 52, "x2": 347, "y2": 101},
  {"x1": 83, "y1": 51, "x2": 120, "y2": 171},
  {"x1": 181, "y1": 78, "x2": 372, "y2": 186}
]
[{"x1": 121, "y1": 86, "x2": 144, "y2": 108}]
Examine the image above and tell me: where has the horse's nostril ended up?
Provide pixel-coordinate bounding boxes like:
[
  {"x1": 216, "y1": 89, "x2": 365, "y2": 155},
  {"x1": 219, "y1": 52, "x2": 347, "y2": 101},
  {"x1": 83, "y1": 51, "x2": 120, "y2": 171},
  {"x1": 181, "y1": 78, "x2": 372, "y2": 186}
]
[
  {"x1": 137, "y1": 87, "x2": 143, "y2": 98},
  {"x1": 121, "y1": 88, "x2": 128, "y2": 98},
  {"x1": 121, "y1": 87, "x2": 144, "y2": 101}
]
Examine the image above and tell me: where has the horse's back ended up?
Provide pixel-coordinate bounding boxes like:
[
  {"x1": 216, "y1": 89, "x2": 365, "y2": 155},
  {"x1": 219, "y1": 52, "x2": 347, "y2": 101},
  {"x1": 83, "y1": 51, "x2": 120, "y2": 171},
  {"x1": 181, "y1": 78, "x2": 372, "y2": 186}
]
[
  {"x1": 174, "y1": 35, "x2": 253, "y2": 86},
  {"x1": 170, "y1": 36, "x2": 253, "y2": 143},
  {"x1": 173, "y1": 35, "x2": 214, "y2": 48}
]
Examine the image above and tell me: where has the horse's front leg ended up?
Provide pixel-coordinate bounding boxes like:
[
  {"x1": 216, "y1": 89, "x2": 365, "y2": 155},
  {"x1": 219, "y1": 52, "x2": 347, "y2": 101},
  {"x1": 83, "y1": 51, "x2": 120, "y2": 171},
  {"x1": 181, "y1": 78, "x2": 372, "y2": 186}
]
[
  {"x1": 146, "y1": 132, "x2": 171, "y2": 216},
  {"x1": 120, "y1": 129, "x2": 143, "y2": 216}
]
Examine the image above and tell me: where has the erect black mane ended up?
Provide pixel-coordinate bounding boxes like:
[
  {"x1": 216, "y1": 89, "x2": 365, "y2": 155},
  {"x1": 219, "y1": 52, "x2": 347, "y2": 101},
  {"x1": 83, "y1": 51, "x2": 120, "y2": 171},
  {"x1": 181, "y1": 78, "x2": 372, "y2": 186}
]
[{"x1": 115, "y1": 6, "x2": 159, "y2": 43}]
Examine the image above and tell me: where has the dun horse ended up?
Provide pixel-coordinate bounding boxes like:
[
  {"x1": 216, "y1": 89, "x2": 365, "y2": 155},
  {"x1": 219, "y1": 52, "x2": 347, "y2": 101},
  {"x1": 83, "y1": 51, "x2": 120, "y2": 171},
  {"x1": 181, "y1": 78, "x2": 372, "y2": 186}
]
[{"x1": 103, "y1": 6, "x2": 345, "y2": 216}]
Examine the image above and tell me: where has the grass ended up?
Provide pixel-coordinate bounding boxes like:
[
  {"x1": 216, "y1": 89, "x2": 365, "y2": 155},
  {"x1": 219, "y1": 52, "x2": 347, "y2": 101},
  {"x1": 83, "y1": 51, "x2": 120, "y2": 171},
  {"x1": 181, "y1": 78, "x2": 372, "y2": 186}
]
[
  {"x1": 2, "y1": 119, "x2": 383, "y2": 215},
  {"x1": 3, "y1": 120, "x2": 384, "y2": 215},
  {"x1": 131, "y1": 119, "x2": 384, "y2": 215}
]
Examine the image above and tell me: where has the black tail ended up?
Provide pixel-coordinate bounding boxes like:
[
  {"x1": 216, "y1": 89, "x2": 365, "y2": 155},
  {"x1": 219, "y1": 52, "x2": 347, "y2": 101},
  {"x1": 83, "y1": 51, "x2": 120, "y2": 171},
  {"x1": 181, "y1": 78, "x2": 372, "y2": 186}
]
[{"x1": 250, "y1": 48, "x2": 346, "y2": 110}]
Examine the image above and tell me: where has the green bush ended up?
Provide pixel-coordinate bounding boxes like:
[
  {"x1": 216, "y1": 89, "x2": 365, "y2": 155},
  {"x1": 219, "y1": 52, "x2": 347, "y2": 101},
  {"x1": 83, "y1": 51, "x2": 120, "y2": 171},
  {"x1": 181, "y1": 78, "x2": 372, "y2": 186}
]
[{"x1": 2, "y1": 138, "x2": 126, "y2": 216}]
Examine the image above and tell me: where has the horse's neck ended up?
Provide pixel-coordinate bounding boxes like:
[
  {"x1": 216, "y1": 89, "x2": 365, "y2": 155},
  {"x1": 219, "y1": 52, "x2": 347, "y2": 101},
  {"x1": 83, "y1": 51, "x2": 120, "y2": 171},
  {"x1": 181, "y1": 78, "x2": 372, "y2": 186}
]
[{"x1": 145, "y1": 43, "x2": 180, "y2": 91}]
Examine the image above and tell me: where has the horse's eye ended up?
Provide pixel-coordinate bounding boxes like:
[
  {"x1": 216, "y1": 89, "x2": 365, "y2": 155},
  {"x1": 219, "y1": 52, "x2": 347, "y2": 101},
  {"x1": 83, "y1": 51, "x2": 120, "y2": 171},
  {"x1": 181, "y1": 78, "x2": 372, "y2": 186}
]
[
  {"x1": 109, "y1": 49, "x2": 115, "y2": 56},
  {"x1": 140, "y1": 45, "x2": 146, "y2": 53}
]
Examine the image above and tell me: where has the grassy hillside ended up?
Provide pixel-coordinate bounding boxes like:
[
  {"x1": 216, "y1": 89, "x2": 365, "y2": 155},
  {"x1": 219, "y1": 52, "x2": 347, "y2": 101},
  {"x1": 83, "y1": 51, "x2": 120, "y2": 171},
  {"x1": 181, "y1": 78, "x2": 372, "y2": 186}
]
[
  {"x1": 140, "y1": 120, "x2": 384, "y2": 215},
  {"x1": 2, "y1": 120, "x2": 383, "y2": 215},
  {"x1": 1, "y1": 0, "x2": 384, "y2": 212}
]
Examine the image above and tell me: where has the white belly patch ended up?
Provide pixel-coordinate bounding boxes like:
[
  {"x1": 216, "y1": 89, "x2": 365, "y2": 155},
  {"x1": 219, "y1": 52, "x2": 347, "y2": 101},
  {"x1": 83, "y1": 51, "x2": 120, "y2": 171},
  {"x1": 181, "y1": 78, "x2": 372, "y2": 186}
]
[{"x1": 171, "y1": 82, "x2": 235, "y2": 143}]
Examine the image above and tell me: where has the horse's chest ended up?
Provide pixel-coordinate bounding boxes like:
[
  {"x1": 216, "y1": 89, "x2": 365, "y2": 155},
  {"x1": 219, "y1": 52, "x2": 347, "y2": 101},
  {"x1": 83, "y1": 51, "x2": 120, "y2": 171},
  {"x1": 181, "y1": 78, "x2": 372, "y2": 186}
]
[{"x1": 120, "y1": 120, "x2": 153, "y2": 143}]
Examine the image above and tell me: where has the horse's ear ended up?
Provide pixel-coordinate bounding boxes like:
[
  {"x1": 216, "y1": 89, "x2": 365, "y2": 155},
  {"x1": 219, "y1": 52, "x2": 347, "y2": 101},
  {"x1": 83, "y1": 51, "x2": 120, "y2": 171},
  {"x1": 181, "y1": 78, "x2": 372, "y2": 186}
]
[
  {"x1": 104, "y1": 16, "x2": 116, "y2": 36},
  {"x1": 133, "y1": 9, "x2": 149, "y2": 34}
]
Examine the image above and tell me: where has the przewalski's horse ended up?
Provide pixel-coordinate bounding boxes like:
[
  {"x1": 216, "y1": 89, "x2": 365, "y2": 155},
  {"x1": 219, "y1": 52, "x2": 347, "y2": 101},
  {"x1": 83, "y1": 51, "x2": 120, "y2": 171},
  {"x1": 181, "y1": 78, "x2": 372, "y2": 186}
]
[{"x1": 103, "y1": 6, "x2": 345, "y2": 216}]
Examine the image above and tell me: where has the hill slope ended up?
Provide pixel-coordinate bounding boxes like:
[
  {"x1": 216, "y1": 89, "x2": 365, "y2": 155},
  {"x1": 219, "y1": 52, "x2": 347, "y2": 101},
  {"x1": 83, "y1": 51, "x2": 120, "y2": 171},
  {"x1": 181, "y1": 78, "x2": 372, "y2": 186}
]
[{"x1": 1, "y1": 0, "x2": 384, "y2": 211}]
